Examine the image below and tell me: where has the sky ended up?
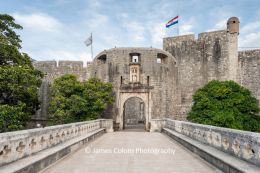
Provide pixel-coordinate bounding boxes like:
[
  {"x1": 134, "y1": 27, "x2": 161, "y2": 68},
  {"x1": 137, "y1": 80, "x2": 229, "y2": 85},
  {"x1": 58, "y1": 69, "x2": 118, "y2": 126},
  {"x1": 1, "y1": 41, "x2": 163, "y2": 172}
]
[{"x1": 1, "y1": 0, "x2": 260, "y2": 63}]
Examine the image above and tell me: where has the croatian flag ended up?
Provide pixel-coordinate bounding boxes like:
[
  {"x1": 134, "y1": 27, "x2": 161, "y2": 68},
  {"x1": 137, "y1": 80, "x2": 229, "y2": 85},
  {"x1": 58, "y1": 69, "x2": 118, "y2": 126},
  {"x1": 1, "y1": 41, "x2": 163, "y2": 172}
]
[{"x1": 166, "y1": 16, "x2": 179, "y2": 28}]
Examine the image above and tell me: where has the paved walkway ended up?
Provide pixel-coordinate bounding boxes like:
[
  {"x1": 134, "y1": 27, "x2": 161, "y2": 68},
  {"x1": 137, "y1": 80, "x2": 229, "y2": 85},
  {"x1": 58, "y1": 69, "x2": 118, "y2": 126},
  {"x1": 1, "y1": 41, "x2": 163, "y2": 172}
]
[{"x1": 41, "y1": 132, "x2": 222, "y2": 173}]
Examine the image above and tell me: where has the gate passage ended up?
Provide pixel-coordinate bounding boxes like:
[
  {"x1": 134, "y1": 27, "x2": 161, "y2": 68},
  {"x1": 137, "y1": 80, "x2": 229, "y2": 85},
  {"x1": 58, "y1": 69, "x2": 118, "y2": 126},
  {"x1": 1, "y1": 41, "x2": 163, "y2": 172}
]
[{"x1": 123, "y1": 97, "x2": 145, "y2": 129}]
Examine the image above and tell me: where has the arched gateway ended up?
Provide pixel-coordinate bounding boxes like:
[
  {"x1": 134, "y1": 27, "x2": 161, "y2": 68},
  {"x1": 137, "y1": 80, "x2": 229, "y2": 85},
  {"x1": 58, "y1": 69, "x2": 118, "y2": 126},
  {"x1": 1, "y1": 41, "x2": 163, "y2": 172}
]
[
  {"x1": 123, "y1": 97, "x2": 145, "y2": 129},
  {"x1": 119, "y1": 92, "x2": 151, "y2": 130}
]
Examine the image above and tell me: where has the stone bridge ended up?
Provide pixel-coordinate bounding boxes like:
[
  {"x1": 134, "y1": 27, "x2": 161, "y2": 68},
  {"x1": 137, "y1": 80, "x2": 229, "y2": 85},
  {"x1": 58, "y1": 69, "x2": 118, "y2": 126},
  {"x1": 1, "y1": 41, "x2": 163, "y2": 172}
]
[{"x1": 0, "y1": 119, "x2": 260, "y2": 173}]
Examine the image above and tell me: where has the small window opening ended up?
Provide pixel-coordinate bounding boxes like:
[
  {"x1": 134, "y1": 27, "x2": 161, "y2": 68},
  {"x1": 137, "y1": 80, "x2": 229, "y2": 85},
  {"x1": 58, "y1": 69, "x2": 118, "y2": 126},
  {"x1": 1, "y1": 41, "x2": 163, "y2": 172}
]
[
  {"x1": 120, "y1": 76, "x2": 123, "y2": 86},
  {"x1": 132, "y1": 55, "x2": 139, "y2": 62},
  {"x1": 157, "y1": 53, "x2": 167, "y2": 64},
  {"x1": 130, "y1": 53, "x2": 140, "y2": 63},
  {"x1": 97, "y1": 54, "x2": 107, "y2": 64},
  {"x1": 147, "y1": 76, "x2": 150, "y2": 86},
  {"x1": 181, "y1": 97, "x2": 185, "y2": 104}
]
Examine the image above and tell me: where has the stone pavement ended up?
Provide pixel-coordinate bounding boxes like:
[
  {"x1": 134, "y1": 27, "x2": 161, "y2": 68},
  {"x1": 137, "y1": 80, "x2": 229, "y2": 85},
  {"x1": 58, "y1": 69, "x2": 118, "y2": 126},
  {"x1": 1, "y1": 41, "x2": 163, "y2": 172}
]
[{"x1": 41, "y1": 132, "x2": 222, "y2": 173}]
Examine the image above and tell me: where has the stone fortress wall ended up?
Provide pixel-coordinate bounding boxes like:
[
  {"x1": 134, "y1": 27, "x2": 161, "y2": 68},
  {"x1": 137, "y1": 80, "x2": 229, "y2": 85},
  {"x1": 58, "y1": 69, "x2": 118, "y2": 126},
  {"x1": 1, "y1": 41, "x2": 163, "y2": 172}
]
[
  {"x1": 163, "y1": 17, "x2": 260, "y2": 119},
  {"x1": 33, "y1": 60, "x2": 88, "y2": 82},
  {"x1": 32, "y1": 61, "x2": 88, "y2": 126},
  {"x1": 33, "y1": 17, "x2": 260, "y2": 129},
  {"x1": 238, "y1": 49, "x2": 260, "y2": 102},
  {"x1": 163, "y1": 30, "x2": 235, "y2": 119}
]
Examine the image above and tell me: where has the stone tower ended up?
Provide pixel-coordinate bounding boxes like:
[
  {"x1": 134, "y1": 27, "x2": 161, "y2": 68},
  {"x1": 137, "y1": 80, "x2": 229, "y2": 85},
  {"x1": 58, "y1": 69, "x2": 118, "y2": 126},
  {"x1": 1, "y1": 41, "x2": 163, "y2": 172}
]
[
  {"x1": 227, "y1": 17, "x2": 240, "y2": 82},
  {"x1": 87, "y1": 48, "x2": 177, "y2": 130}
]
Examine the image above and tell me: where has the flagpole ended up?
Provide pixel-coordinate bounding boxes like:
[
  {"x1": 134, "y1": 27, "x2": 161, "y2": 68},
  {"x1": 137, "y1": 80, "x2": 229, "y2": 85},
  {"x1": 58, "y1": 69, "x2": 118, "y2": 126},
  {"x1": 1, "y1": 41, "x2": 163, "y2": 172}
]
[
  {"x1": 178, "y1": 19, "x2": 179, "y2": 36},
  {"x1": 91, "y1": 33, "x2": 93, "y2": 60},
  {"x1": 177, "y1": 12, "x2": 180, "y2": 36}
]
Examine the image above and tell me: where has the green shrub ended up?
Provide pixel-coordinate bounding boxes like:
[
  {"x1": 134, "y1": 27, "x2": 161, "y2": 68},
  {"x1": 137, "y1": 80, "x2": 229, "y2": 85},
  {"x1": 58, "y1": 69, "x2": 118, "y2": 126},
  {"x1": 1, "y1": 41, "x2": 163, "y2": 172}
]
[
  {"x1": 187, "y1": 80, "x2": 260, "y2": 132},
  {"x1": 48, "y1": 75, "x2": 114, "y2": 125}
]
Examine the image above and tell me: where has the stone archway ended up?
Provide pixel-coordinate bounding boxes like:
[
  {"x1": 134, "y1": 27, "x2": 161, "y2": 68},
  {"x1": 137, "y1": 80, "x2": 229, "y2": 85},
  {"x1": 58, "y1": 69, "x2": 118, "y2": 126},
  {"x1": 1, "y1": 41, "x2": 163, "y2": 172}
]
[
  {"x1": 123, "y1": 97, "x2": 145, "y2": 129},
  {"x1": 118, "y1": 92, "x2": 151, "y2": 130}
]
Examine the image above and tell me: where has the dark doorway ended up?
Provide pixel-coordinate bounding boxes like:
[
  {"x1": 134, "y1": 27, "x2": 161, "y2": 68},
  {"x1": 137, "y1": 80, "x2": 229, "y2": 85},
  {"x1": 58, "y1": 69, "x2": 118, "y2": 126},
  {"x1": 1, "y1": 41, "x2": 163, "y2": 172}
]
[{"x1": 123, "y1": 97, "x2": 145, "y2": 130}]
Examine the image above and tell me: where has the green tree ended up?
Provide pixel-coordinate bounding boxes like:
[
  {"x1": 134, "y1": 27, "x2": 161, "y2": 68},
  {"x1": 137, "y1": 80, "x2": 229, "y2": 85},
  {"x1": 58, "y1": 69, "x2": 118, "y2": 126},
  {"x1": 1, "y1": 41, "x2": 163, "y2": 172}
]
[
  {"x1": 82, "y1": 78, "x2": 114, "y2": 120},
  {"x1": 0, "y1": 44, "x2": 34, "y2": 66},
  {"x1": 48, "y1": 74, "x2": 114, "y2": 125},
  {"x1": 0, "y1": 66, "x2": 42, "y2": 113},
  {"x1": 0, "y1": 14, "x2": 43, "y2": 132},
  {"x1": 0, "y1": 103, "x2": 26, "y2": 132},
  {"x1": 187, "y1": 80, "x2": 260, "y2": 132},
  {"x1": 0, "y1": 14, "x2": 22, "y2": 49}
]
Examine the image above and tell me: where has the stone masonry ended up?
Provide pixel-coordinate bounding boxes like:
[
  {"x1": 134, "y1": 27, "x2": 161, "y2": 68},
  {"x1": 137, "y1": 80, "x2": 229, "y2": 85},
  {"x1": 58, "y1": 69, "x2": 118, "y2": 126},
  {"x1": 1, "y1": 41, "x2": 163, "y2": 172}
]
[
  {"x1": 32, "y1": 61, "x2": 88, "y2": 126},
  {"x1": 33, "y1": 17, "x2": 260, "y2": 130},
  {"x1": 87, "y1": 47, "x2": 177, "y2": 130}
]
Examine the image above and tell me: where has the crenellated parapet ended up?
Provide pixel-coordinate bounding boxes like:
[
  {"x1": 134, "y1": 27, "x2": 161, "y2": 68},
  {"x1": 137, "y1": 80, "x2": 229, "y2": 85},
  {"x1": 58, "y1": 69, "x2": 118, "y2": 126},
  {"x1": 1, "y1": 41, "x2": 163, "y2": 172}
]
[
  {"x1": 33, "y1": 60, "x2": 88, "y2": 82},
  {"x1": 239, "y1": 49, "x2": 260, "y2": 58}
]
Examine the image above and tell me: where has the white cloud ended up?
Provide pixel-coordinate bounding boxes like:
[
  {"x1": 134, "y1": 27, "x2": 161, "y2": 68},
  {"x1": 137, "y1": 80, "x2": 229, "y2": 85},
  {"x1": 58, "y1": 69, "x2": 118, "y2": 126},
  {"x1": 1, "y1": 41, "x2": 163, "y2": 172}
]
[
  {"x1": 118, "y1": 13, "x2": 128, "y2": 19},
  {"x1": 180, "y1": 23, "x2": 193, "y2": 35},
  {"x1": 241, "y1": 21, "x2": 260, "y2": 34},
  {"x1": 239, "y1": 20, "x2": 260, "y2": 48},
  {"x1": 88, "y1": 0, "x2": 102, "y2": 10},
  {"x1": 127, "y1": 21, "x2": 145, "y2": 42},
  {"x1": 206, "y1": 19, "x2": 226, "y2": 32},
  {"x1": 88, "y1": 13, "x2": 108, "y2": 28},
  {"x1": 215, "y1": 19, "x2": 226, "y2": 29},
  {"x1": 13, "y1": 13, "x2": 62, "y2": 32},
  {"x1": 179, "y1": 18, "x2": 195, "y2": 35},
  {"x1": 148, "y1": 22, "x2": 167, "y2": 45},
  {"x1": 239, "y1": 32, "x2": 260, "y2": 47}
]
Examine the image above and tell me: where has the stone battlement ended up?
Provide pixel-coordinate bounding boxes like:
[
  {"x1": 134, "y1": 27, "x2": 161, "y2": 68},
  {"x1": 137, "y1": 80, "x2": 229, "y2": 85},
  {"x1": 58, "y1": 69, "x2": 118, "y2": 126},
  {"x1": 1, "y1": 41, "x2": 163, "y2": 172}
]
[
  {"x1": 163, "y1": 34, "x2": 195, "y2": 43},
  {"x1": 198, "y1": 30, "x2": 227, "y2": 40},
  {"x1": 163, "y1": 30, "x2": 227, "y2": 46},
  {"x1": 33, "y1": 60, "x2": 87, "y2": 70},
  {"x1": 239, "y1": 49, "x2": 260, "y2": 59},
  {"x1": 33, "y1": 60, "x2": 88, "y2": 82}
]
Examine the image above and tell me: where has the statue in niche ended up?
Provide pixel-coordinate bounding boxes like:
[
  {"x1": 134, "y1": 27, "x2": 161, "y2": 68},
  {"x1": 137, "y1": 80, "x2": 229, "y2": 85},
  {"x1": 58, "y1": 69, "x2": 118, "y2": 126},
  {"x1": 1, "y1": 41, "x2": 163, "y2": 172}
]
[{"x1": 132, "y1": 75, "x2": 137, "y2": 82}]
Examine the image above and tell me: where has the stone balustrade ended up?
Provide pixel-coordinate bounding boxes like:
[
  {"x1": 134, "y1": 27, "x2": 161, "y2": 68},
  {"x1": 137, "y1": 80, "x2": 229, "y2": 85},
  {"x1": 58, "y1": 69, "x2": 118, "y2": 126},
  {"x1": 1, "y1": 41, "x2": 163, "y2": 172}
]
[
  {"x1": 0, "y1": 119, "x2": 113, "y2": 167},
  {"x1": 149, "y1": 119, "x2": 166, "y2": 132},
  {"x1": 100, "y1": 119, "x2": 114, "y2": 132},
  {"x1": 150, "y1": 118, "x2": 260, "y2": 167}
]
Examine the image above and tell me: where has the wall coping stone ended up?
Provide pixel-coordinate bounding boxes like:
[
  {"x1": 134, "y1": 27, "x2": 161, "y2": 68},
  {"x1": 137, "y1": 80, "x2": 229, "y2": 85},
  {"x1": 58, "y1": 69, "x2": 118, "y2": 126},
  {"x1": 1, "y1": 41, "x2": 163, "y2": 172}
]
[
  {"x1": 0, "y1": 119, "x2": 113, "y2": 167},
  {"x1": 0, "y1": 128, "x2": 105, "y2": 173},
  {"x1": 163, "y1": 128, "x2": 260, "y2": 173},
  {"x1": 150, "y1": 118, "x2": 260, "y2": 167}
]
